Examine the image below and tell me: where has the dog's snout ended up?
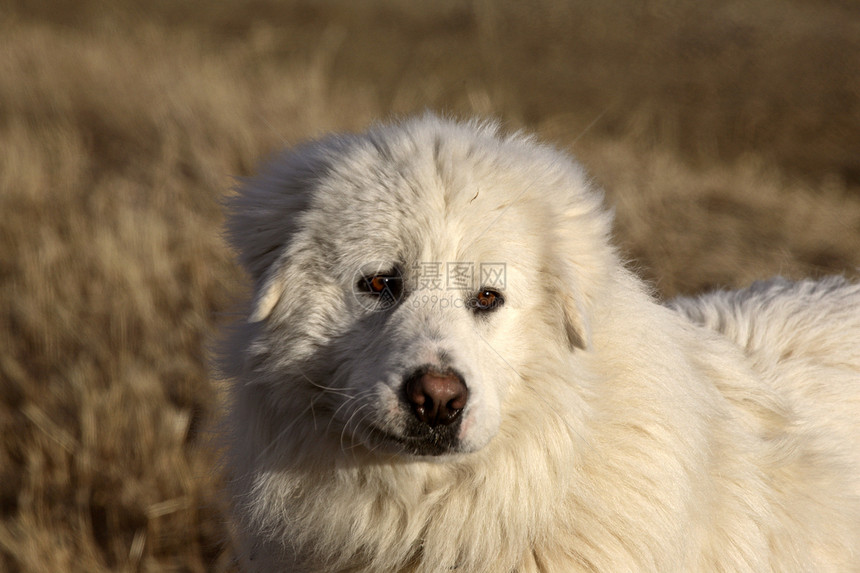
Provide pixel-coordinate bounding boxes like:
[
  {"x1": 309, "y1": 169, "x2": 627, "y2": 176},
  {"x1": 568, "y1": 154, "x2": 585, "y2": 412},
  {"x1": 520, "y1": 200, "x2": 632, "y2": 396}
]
[{"x1": 404, "y1": 369, "x2": 468, "y2": 427}]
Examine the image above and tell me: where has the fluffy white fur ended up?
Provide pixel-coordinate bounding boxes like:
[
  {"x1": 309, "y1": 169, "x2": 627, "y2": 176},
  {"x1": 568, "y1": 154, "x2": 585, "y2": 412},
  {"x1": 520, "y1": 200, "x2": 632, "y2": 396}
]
[{"x1": 220, "y1": 115, "x2": 860, "y2": 572}]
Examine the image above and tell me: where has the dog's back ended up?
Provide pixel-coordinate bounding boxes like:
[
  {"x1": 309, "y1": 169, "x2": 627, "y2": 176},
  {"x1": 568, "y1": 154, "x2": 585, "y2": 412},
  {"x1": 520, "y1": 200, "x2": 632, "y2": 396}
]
[
  {"x1": 670, "y1": 276, "x2": 860, "y2": 494},
  {"x1": 669, "y1": 276, "x2": 860, "y2": 362}
]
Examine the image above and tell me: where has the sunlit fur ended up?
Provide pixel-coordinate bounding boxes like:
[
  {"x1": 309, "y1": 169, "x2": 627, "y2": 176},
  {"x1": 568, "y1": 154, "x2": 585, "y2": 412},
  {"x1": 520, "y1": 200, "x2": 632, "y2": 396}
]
[{"x1": 221, "y1": 115, "x2": 860, "y2": 572}]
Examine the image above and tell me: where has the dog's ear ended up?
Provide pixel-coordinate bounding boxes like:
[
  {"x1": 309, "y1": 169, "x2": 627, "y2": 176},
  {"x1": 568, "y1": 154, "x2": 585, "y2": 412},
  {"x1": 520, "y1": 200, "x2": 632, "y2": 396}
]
[
  {"x1": 561, "y1": 289, "x2": 590, "y2": 351},
  {"x1": 249, "y1": 260, "x2": 290, "y2": 323},
  {"x1": 225, "y1": 140, "x2": 346, "y2": 323},
  {"x1": 246, "y1": 252, "x2": 324, "y2": 324},
  {"x1": 547, "y1": 168, "x2": 616, "y2": 353},
  {"x1": 547, "y1": 266, "x2": 592, "y2": 352}
]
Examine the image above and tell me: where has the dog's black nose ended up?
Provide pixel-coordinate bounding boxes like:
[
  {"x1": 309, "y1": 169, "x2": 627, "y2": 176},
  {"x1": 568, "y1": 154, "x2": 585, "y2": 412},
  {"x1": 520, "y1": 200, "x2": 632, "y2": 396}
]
[{"x1": 404, "y1": 369, "x2": 468, "y2": 427}]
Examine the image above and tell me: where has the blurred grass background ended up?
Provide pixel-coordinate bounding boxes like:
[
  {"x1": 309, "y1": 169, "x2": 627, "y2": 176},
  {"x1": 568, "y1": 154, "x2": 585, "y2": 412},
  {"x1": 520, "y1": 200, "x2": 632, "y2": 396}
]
[{"x1": 1, "y1": 0, "x2": 859, "y2": 570}]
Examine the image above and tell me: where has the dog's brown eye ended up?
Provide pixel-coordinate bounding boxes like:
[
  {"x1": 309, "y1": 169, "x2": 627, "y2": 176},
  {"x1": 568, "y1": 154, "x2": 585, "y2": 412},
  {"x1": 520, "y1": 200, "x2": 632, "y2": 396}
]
[
  {"x1": 470, "y1": 289, "x2": 504, "y2": 312},
  {"x1": 368, "y1": 276, "x2": 388, "y2": 293},
  {"x1": 357, "y1": 272, "x2": 404, "y2": 308}
]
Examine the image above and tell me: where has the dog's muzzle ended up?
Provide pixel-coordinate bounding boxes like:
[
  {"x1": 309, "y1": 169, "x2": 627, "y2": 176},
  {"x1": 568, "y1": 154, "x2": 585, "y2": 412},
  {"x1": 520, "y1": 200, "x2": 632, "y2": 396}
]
[{"x1": 399, "y1": 366, "x2": 469, "y2": 455}]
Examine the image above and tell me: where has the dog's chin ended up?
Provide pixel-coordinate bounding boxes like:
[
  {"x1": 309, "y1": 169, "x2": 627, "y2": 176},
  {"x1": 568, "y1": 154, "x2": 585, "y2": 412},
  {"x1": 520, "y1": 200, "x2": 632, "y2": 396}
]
[{"x1": 359, "y1": 424, "x2": 472, "y2": 458}]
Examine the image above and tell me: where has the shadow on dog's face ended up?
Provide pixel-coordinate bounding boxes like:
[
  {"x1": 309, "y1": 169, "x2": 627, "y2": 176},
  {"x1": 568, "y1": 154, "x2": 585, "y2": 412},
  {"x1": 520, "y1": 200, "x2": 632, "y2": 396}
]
[{"x1": 229, "y1": 119, "x2": 606, "y2": 460}]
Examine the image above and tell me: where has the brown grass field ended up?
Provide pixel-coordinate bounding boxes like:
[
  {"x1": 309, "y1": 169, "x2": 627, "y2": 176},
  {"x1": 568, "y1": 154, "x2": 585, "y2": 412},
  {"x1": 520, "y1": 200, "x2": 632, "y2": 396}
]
[{"x1": 1, "y1": 0, "x2": 859, "y2": 570}]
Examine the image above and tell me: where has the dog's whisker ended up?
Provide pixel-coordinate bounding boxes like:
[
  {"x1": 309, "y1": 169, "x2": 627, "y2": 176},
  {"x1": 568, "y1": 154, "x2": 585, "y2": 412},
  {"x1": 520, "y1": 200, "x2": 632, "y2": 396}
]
[
  {"x1": 309, "y1": 392, "x2": 322, "y2": 433},
  {"x1": 339, "y1": 403, "x2": 372, "y2": 455},
  {"x1": 300, "y1": 373, "x2": 356, "y2": 399},
  {"x1": 327, "y1": 387, "x2": 375, "y2": 435},
  {"x1": 346, "y1": 411, "x2": 381, "y2": 457}
]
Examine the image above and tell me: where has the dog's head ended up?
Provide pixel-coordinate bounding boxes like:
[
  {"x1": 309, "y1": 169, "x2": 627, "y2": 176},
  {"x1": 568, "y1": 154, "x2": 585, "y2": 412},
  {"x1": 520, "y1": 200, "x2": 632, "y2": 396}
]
[{"x1": 225, "y1": 115, "x2": 614, "y2": 458}]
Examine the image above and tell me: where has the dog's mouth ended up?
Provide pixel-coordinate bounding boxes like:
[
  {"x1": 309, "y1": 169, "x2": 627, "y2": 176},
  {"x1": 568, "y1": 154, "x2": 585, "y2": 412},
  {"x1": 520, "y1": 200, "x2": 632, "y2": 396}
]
[{"x1": 362, "y1": 423, "x2": 463, "y2": 457}]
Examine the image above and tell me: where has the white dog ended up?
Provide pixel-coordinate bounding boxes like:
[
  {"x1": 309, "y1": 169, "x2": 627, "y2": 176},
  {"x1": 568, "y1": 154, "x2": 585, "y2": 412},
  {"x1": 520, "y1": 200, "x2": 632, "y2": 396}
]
[{"x1": 219, "y1": 115, "x2": 860, "y2": 572}]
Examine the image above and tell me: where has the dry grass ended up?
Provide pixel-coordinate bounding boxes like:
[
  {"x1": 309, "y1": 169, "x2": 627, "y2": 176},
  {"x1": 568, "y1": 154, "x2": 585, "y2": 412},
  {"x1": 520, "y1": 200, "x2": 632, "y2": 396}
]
[{"x1": 1, "y1": 0, "x2": 858, "y2": 570}]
